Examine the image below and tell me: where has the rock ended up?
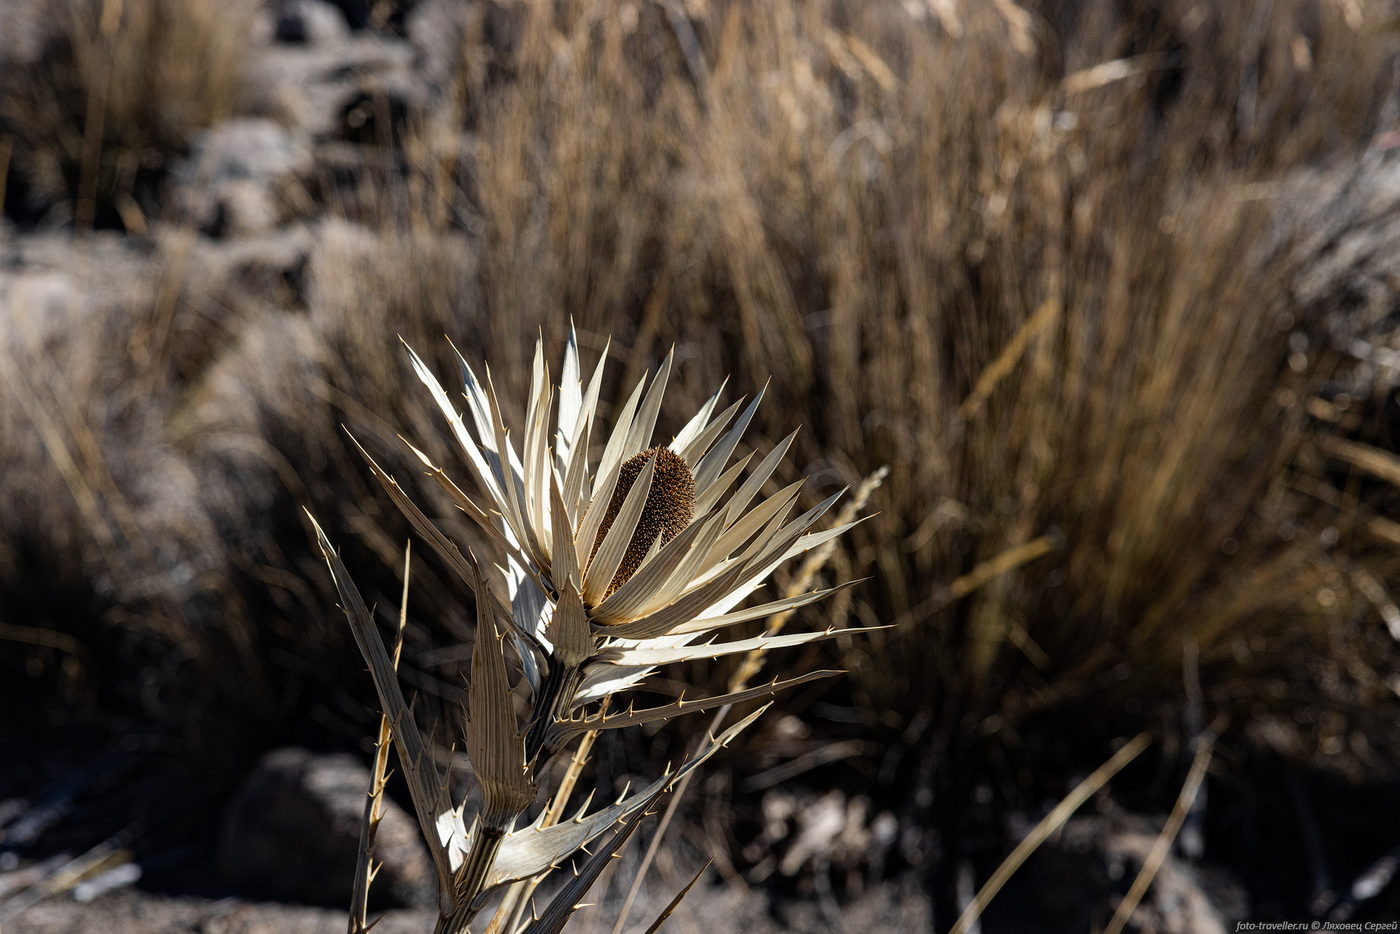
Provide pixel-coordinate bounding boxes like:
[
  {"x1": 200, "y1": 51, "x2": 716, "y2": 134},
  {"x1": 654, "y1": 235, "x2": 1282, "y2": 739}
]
[
  {"x1": 0, "y1": 267, "x2": 85, "y2": 326},
  {"x1": 218, "y1": 747, "x2": 433, "y2": 908},
  {"x1": 745, "y1": 787, "x2": 900, "y2": 898},
  {"x1": 244, "y1": 36, "x2": 419, "y2": 138},
  {"x1": 0, "y1": 874, "x2": 936, "y2": 932},
  {"x1": 0, "y1": 0, "x2": 49, "y2": 65},
  {"x1": 175, "y1": 225, "x2": 315, "y2": 313},
  {"x1": 404, "y1": 0, "x2": 469, "y2": 93},
  {"x1": 1280, "y1": 152, "x2": 1400, "y2": 363},
  {"x1": 304, "y1": 216, "x2": 477, "y2": 321},
  {"x1": 273, "y1": 0, "x2": 351, "y2": 46},
  {"x1": 9, "y1": 889, "x2": 433, "y2": 933},
  {"x1": 321, "y1": 0, "x2": 375, "y2": 30},
  {"x1": 406, "y1": 0, "x2": 520, "y2": 100},
  {"x1": 0, "y1": 230, "x2": 156, "y2": 322},
  {"x1": 168, "y1": 120, "x2": 313, "y2": 236},
  {"x1": 1003, "y1": 810, "x2": 1247, "y2": 934},
  {"x1": 1271, "y1": 153, "x2": 1400, "y2": 504}
]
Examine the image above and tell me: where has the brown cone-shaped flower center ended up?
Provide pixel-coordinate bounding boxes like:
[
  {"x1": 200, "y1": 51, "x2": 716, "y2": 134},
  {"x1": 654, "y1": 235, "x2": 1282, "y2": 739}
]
[{"x1": 592, "y1": 446, "x2": 695, "y2": 598}]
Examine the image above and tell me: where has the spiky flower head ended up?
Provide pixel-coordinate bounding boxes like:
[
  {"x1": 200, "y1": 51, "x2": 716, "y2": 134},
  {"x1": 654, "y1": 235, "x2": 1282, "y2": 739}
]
[
  {"x1": 317, "y1": 328, "x2": 874, "y2": 930},
  {"x1": 363, "y1": 327, "x2": 869, "y2": 751},
  {"x1": 592, "y1": 446, "x2": 695, "y2": 598}
]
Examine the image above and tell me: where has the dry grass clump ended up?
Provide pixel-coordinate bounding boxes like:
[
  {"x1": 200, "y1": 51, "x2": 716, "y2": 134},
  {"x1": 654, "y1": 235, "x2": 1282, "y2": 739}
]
[
  {"x1": 397, "y1": 0, "x2": 1400, "y2": 829},
  {"x1": 5, "y1": 0, "x2": 1400, "y2": 914},
  {"x1": 0, "y1": 255, "x2": 266, "y2": 754},
  {"x1": 0, "y1": 224, "x2": 485, "y2": 764},
  {"x1": 0, "y1": 0, "x2": 256, "y2": 229},
  {"x1": 163, "y1": 223, "x2": 495, "y2": 729}
]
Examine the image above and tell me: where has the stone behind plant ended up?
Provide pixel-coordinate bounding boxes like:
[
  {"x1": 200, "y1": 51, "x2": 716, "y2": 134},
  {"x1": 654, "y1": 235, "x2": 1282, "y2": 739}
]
[{"x1": 218, "y1": 748, "x2": 434, "y2": 909}]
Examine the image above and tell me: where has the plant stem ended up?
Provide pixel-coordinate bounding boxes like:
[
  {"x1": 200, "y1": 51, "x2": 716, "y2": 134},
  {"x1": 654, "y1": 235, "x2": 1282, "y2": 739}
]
[
  {"x1": 524, "y1": 663, "x2": 582, "y2": 763},
  {"x1": 435, "y1": 828, "x2": 504, "y2": 934}
]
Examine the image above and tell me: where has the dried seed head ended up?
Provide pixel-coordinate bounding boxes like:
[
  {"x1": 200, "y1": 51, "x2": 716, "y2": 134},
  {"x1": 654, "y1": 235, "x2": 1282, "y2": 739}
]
[{"x1": 593, "y1": 446, "x2": 695, "y2": 598}]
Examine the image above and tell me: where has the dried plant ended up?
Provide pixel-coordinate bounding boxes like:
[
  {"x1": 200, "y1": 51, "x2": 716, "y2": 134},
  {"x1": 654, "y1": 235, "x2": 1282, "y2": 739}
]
[
  {"x1": 0, "y1": 0, "x2": 255, "y2": 228},
  {"x1": 7, "y1": 0, "x2": 1400, "y2": 920},
  {"x1": 310, "y1": 328, "x2": 871, "y2": 932}
]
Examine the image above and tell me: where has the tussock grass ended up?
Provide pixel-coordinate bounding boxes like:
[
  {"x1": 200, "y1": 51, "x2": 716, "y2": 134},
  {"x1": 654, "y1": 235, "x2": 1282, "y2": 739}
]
[
  {"x1": 4, "y1": 0, "x2": 1400, "y2": 915},
  {"x1": 0, "y1": 0, "x2": 255, "y2": 229},
  {"x1": 409, "y1": 0, "x2": 1399, "y2": 734},
  {"x1": 378, "y1": 0, "x2": 1400, "y2": 869}
]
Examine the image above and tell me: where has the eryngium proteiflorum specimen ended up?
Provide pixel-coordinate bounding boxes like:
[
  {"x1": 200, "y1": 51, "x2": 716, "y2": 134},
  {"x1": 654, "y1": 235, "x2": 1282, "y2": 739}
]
[
  {"x1": 310, "y1": 328, "x2": 872, "y2": 933},
  {"x1": 592, "y1": 446, "x2": 696, "y2": 597}
]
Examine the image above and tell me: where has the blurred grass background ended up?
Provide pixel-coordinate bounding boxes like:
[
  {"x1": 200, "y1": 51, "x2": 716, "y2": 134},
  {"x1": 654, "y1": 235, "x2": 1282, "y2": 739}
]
[{"x1": 5, "y1": 0, "x2": 1400, "y2": 924}]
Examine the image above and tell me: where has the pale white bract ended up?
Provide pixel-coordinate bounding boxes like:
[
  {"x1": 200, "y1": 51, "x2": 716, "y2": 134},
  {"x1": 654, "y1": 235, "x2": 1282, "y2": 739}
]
[{"x1": 400, "y1": 328, "x2": 868, "y2": 707}]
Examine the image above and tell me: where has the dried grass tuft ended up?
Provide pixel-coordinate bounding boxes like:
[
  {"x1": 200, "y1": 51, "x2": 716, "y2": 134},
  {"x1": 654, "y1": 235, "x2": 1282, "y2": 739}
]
[{"x1": 0, "y1": 0, "x2": 256, "y2": 229}]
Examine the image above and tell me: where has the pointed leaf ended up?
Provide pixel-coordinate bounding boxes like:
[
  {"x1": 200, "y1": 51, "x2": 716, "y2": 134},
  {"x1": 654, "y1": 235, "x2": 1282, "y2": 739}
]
[
  {"x1": 573, "y1": 664, "x2": 655, "y2": 706},
  {"x1": 677, "y1": 395, "x2": 745, "y2": 471},
  {"x1": 308, "y1": 513, "x2": 455, "y2": 900},
  {"x1": 485, "y1": 707, "x2": 766, "y2": 890},
  {"x1": 692, "y1": 385, "x2": 766, "y2": 494},
  {"x1": 394, "y1": 436, "x2": 527, "y2": 567},
  {"x1": 599, "y1": 626, "x2": 884, "y2": 668},
  {"x1": 692, "y1": 451, "x2": 753, "y2": 518},
  {"x1": 569, "y1": 337, "x2": 610, "y2": 472},
  {"x1": 556, "y1": 328, "x2": 582, "y2": 462},
  {"x1": 700, "y1": 495, "x2": 856, "y2": 621},
  {"x1": 483, "y1": 367, "x2": 535, "y2": 555},
  {"x1": 574, "y1": 458, "x2": 621, "y2": 568},
  {"x1": 404, "y1": 341, "x2": 506, "y2": 506},
  {"x1": 562, "y1": 415, "x2": 594, "y2": 522},
  {"x1": 508, "y1": 563, "x2": 551, "y2": 649},
  {"x1": 447, "y1": 339, "x2": 498, "y2": 444},
  {"x1": 624, "y1": 347, "x2": 674, "y2": 457},
  {"x1": 354, "y1": 437, "x2": 477, "y2": 584},
  {"x1": 667, "y1": 582, "x2": 859, "y2": 637},
  {"x1": 546, "y1": 582, "x2": 593, "y2": 668},
  {"x1": 522, "y1": 344, "x2": 554, "y2": 556},
  {"x1": 549, "y1": 474, "x2": 580, "y2": 589},
  {"x1": 519, "y1": 799, "x2": 653, "y2": 934},
  {"x1": 355, "y1": 436, "x2": 546, "y2": 661},
  {"x1": 594, "y1": 564, "x2": 749, "y2": 640},
  {"x1": 549, "y1": 670, "x2": 839, "y2": 745},
  {"x1": 640, "y1": 859, "x2": 712, "y2": 934},
  {"x1": 595, "y1": 371, "x2": 648, "y2": 487},
  {"x1": 736, "y1": 488, "x2": 845, "y2": 576},
  {"x1": 466, "y1": 568, "x2": 534, "y2": 829},
  {"x1": 669, "y1": 378, "x2": 727, "y2": 457},
  {"x1": 703, "y1": 480, "x2": 804, "y2": 572},
  {"x1": 591, "y1": 510, "x2": 727, "y2": 624},
  {"x1": 724, "y1": 429, "x2": 798, "y2": 524}
]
